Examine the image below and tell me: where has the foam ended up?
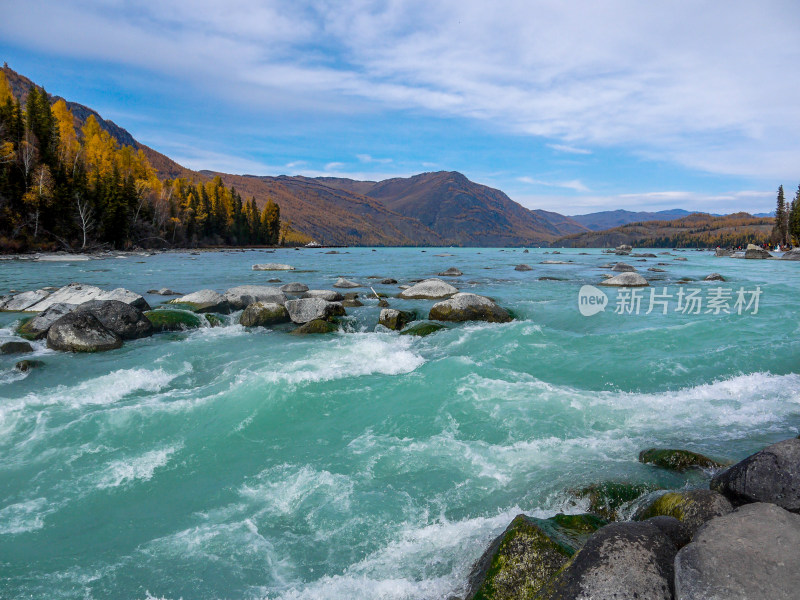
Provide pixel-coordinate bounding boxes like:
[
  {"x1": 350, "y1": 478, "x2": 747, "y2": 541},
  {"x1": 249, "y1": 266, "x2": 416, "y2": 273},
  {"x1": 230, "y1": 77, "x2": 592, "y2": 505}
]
[
  {"x1": 0, "y1": 497, "x2": 53, "y2": 535},
  {"x1": 96, "y1": 443, "x2": 182, "y2": 489}
]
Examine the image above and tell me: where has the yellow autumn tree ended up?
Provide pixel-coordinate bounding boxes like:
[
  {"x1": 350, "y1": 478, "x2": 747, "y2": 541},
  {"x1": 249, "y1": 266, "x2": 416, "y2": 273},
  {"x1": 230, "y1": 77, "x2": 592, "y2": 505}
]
[
  {"x1": 51, "y1": 99, "x2": 80, "y2": 169},
  {"x1": 81, "y1": 115, "x2": 117, "y2": 176},
  {"x1": 0, "y1": 71, "x2": 12, "y2": 106}
]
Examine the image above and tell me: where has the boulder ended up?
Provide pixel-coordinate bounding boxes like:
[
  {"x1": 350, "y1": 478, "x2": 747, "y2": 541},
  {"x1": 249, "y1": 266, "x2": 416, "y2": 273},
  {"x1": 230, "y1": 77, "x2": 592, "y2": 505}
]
[
  {"x1": 674, "y1": 503, "x2": 800, "y2": 600},
  {"x1": 144, "y1": 309, "x2": 202, "y2": 332},
  {"x1": 644, "y1": 516, "x2": 692, "y2": 550},
  {"x1": 465, "y1": 514, "x2": 605, "y2": 600},
  {"x1": 399, "y1": 322, "x2": 447, "y2": 337},
  {"x1": 147, "y1": 288, "x2": 181, "y2": 296},
  {"x1": 284, "y1": 298, "x2": 346, "y2": 324},
  {"x1": 710, "y1": 437, "x2": 800, "y2": 512},
  {"x1": 26, "y1": 283, "x2": 149, "y2": 312},
  {"x1": 674, "y1": 257, "x2": 688, "y2": 261},
  {"x1": 0, "y1": 289, "x2": 51, "y2": 311},
  {"x1": 252, "y1": 263, "x2": 295, "y2": 270},
  {"x1": 572, "y1": 481, "x2": 659, "y2": 521},
  {"x1": 438, "y1": 267, "x2": 463, "y2": 277},
  {"x1": 342, "y1": 292, "x2": 363, "y2": 308},
  {"x1": 514, "y1": 264, "x2": 533, "y2": 271},
  {"x1": 15, "y1": 359, "x2": 44, "y2": 372},
  {"x1": 598, "y1": 272, "x2": 649, "y2": 287},
  {"x1": 611, "y1": 262, "x2": 636, "y2": 272},
  {"x1": 704, "y1": 273, "x2": 725, "y2": 282},
  {"x1": 536, "y1": 521, "x2": 676, "y2": 600},
  {"x1": 781, "y1": 248, "x2": 800, "y2": 260},
  {"x1": 290, "y1": 319, "x2": 338, "y2": 334},
  {"x1": 744, "y1": 244, "x2": 772, "y2": 259},
  {"x1": 633, "y1": 253, "x2": 658, "y2": 258},
  {"x1": 714, "y1": 248, "x2": 734, "y2": 257},
  {"x1": 634, "y1": 490, "x2": 733, "y2": 535},
  {"x1": 280, "y1": 282, "x2": 309, "y2": 294},
  {"x1": 648, "y1": 267, "x2": 666, "y2": 272},
  {"x1": 16, "y1": 303, "x2": 77, "y2": 340},
  {"x1": 332, "y1": 277, "x2": 361, "y2": 288},
  {"x1": 168, "y1": 289, "x2": 230, "y2": 314},
  {"x1": 380, "y1": 278, "x2": 398, "y2": 284},
  {"x1": 223, "y1": 285, "x2": 287, "y2": 309},
  {"x1": 302, "y1": 290, "x2": 344, "y2": 302},
  {"x1": 398, "y1": 279, "x2": 458, "y2": 300},
  {"x1": 74, "y1": 300, "x2": 153, "y2": 340},
  {"x1": 615, "y1": 244, "x2": 632, "y2": 255},
  {"x1": 639, "y1": 448, "x2": 725, "y2": 471},
  {"x1": 429, "y1": 293, "x2": 512, "y2": 323},
  {"x1": 1, "y1": 340, "x2": 33, "y2": 354},
  {"x1": 239, "y1": 302, "x2": 290, "y2": 327},
  {"x1": 379, "y1": 308, "x2": 414, "y2": 331},
  {"x1": 46, "y1": 312, "x2": 123, "y2": 352}
]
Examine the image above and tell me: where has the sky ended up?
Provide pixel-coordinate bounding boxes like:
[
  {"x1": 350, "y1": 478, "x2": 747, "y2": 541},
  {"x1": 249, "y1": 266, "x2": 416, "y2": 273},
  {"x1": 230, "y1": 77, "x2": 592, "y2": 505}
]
[{"x1": 1, "y1": 0, "x2": 799, "y2": 215}]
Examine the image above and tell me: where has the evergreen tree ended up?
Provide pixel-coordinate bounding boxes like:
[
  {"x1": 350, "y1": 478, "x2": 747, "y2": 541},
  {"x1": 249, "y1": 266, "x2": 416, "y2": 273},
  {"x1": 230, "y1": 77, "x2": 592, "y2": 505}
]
[
  {"x1": 773, "y1": 185, "x2": 788, "y2": 245},
  {"x1": 790, "y1": 184, "x2": 800, "y2": 246}
]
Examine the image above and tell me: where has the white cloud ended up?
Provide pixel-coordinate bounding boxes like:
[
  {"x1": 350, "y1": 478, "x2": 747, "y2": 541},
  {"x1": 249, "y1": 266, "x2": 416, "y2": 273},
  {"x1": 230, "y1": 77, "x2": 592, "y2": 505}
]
[
  {"x1": 518, "y1": 177, "x2": 590, "y2": 193},
  {"x1": 547, "y1": 144, "x2": 592, "y2": 155},
  {"x1": 356, "y1": 154, "x2": 393, "y2": 164},
  {"x1": 324, "y1": 162, "x2": 345, "y2": 171}
]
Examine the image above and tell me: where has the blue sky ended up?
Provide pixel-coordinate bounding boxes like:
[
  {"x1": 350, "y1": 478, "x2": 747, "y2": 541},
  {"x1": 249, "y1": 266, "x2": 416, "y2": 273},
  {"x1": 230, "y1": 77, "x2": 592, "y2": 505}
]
[{"x1": 2, "y1": 0, "x2": 799, "y2": 214}]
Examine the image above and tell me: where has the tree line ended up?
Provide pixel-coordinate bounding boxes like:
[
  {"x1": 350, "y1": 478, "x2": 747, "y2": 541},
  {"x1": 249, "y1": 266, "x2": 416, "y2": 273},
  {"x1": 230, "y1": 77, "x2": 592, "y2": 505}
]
[
  {"x1": 0, "y1": 73, "x2": 284, "y2": 251},
  {"x1": 772, "y1": 184, "x2": 800, "y2": 246}
]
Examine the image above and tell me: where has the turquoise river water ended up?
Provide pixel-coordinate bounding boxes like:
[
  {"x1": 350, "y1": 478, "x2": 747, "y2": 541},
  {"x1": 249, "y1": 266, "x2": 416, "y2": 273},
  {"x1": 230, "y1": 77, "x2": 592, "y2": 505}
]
[{"x1": 1, "y1": 247, "x2": 799, "y2": 599}]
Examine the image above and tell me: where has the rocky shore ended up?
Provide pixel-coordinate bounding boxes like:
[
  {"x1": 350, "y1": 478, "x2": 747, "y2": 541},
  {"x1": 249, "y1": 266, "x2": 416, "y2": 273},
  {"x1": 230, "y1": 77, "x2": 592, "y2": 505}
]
[{"x1": 460, "y1": 438, "x2": 800, "y2": 600}]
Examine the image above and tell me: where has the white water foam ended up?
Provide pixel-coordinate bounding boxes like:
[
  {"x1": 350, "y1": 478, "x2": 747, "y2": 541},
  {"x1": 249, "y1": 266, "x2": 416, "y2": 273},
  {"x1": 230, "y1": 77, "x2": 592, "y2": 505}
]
[
  {"x1": 96, "y1": 443, "x2": 183, "y2": 489},
  {"x1": 0, "y1": 497, "x2": 53, "y2": 535}
]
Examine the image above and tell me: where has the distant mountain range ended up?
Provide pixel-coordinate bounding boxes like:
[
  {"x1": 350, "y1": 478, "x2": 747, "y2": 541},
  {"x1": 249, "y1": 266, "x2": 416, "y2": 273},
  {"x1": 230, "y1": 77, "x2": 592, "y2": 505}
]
[{"x1": 2, "y1": 65, "x2": 774, "y2": 247}]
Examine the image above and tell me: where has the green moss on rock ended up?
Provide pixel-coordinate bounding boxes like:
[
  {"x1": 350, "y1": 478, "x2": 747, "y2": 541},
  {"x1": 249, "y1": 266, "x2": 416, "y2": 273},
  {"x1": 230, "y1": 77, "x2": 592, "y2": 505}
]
[
  {"x1": 467, "y1": 514, "x2": 605, "y2": 600},
  {"x1": 204, "y1": 314, "x2": 224, "y2": 327},
  {"x1": 16, "y1": 317, "x2": 38, "y2": 340},
  {"x1": 399, "y1": 322, "x2": 447, "y2": 337},
  {"x1": 639, "y1": 448, "x2": 725, "y2": 471},
  {"x1": 290, "y1": 319, "x2": 339, "y2": 334},
  {"x1": 572, "y1": 482, "x2": 660, "y2": 521},
  {"x1": 145, "y1": 309, "x2": 202, "y2": 332}
]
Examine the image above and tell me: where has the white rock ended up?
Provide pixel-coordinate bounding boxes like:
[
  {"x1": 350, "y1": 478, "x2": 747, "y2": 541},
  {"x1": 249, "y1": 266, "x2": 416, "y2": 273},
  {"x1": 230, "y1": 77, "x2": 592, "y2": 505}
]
[
  {"x1": 252, "y1": 263, "x2": 295, "y2": 271},
  {"x1": 398, "y1": 278, "x2": 458, "y2": 299},
  {"x1": 0, "y1": 289, "x2": 51, "y2": 311},
  {"x1": 223, "y1": 285, "x2": 287, "y2": 309},
  {"x1": 598, "y1": 273, "x2": 649, "y2": 287},
  {"x1": 26, "y1": 283, "x2": 149, "y2": 312}
]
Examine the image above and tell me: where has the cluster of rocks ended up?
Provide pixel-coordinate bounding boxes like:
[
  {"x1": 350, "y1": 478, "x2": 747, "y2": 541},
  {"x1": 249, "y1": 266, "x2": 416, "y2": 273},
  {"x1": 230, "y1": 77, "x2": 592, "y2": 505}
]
[{"x1": 461, "y1": 437, "x2": 800, "y2": 600}]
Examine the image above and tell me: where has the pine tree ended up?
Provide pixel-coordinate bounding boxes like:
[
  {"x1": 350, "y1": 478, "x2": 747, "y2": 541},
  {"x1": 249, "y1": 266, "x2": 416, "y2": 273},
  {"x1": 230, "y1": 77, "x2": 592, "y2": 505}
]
[
  {"x1": 773, "y1": 185, "x2": 788, "y2": 245},
  {"x1": 790, "y1": 184, "x2": 800, "y2": 246}
]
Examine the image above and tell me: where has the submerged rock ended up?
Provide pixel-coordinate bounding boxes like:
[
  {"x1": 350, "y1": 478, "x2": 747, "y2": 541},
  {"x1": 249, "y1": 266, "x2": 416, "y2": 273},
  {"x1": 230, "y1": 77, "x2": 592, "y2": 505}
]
[
  {"x1": 302, "y1": 290, "x2": 344, "y2": 302},
  {"x1": 239, "y1": 302, "x2": 290, "y2": 327},
  {"x1": 399, "y1": 322, "x2": 447, "y2": 337},
  {"x1": 380, "y1": 278, "x2": 398, "y2": 284},
  {"x1": 639, "y1": 448, "x2": 725, "y2": 471},
  {"x1": 429, "y1": 293, "x2": 512, "y2": 323},
  {"x1": 290, "y1": 319, "x2": 339, "y2": 334},
  {"x1": 398, "y1": 278, "x2": 458, "y2": 300},
  {"x1": 333, "y1": 277, "x2": 361, "y2": 288},
  {"x1": 711, "y1": 437, "x2": 800, "y2": 512},
  {"x1": 285, "y1": 298, "x2": 346, "y2": 324},
  {"x1": 704, "y1": 273, "x2": 726, "y2": 282},
  {"x1": 536, "y1": 521, "x2": 676, "y2": 600},
  {"x1": 674, "y1": 503, "x2": 800, "y2": 600},
  {"x1": 611, "y1": 262, "x2": 636, "y2": 272},
  {"x1": 15, "y1": 359, "x2": 44, "y2": 372},
  {"x1": 144, "y1": 309, "x2": 203, "y2": 332},
  {"x1": 252, "y1": 263, "x2": 295, "y2": 270},
  {"x1": 47, "y1": 312, "x2": 123, "y2": 352},
  {"x1": 597, "y1": 272, "x2": 649, "y2": 287},
  {"x1": 17, "y1": 303, "x2": 78, "y2": 339},
  {"x1": 648, "y1": 267, "x2": 667, "y2": 272},
  {"x1": 634, "y1": 489, "x2": 733, "y2": 535},
  {"x1": 147, "y1": 288, "x2": 181, "y2": 296},
  {"x1": 438, "y1": 267, "x2": 463, "y2": 277},
  {"x1": 223, "y1": 285, "x2": 287, "y2": 309},
  {"x1": 1, "y1": 340, "x2": 33, "y2": 354},
  {"x1": 280, "y1": 282, "x2": 309, "y2": 294},
  {"x1": 744, "y1": 244, "x2": 772, "y2": 259},
  {"x1": 378, "y1": 308, "x2": 414, "y2": 331},
  {"x1": 514, "y1": 264, "x2": 533, "y2": 271},
  {"x1": 572, "y1": 481, "x2": 659, "y2": 521},
  {"x1": 342, "y1": 292, "x2": 363, "y2": 308},
  {"x1": 465, "y1": 513, "x2": 605, "y2": 600},
  {"x1": 168, "y1": 289, "x2": 231, "y2": 314},
  {"x1": 74, "y1": 300, "x2": 153, "y2": 340}
]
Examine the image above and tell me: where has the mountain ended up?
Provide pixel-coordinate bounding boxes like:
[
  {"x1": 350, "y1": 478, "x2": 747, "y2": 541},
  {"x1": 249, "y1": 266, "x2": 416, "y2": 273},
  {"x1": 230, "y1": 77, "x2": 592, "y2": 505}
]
[
  {"x1": 557, "y1": 212, "x2": 773, "y2": 248},
  {"x1": 569, "y1": 209, "x2": 696, "y2": 231}
]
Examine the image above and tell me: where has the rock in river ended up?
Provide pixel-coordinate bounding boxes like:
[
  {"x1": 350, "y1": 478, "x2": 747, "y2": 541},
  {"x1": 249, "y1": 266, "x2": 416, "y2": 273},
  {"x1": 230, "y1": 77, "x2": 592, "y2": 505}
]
[
  {"x1": 74, "y1": 300, "x2": 153, "y2": 340},
  {"x1": 252, "y1": 263, "x2": 294, "y2": 270},
  {"x1": 398, "y1": 278, "x2": 458, "y2": 300},
  {"x1": 378, "y1": 308, "x2": 413, "y2": 331},
  {"x1": 284, "y1": 298, "x2": 345, "y2": 324},
  {"x1": 239, "y1": 302, "x2": 290, "y2": 327},
  {"x1": 223, "y1": 285, "x2": 287, "y2": 309},
  {"x1": 168, "y1": 290, "x2": 231, "y2": 314},
  {"x1": 598, "y1": 272, "x2": 649, "y2": 287},
  {"x1": 46, "y1": 312, "x2": 123, "y2": 352},
  {"x1": 429, "y1": 293, "x2": 512, "y2": 323}
]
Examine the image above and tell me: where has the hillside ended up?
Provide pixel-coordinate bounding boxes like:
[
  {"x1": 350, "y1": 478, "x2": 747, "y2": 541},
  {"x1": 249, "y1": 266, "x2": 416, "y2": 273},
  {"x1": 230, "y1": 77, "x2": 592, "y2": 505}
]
[
  {"x1": 557, "y1": 212, "x2": 773, "y2": 248},
  {"x1": 569, "y1": 208, "x2": 695, "y2": 231}
]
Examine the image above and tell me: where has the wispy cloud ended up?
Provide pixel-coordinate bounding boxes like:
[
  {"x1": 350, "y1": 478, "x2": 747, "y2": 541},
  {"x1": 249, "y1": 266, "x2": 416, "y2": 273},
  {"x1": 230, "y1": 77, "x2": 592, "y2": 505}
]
[
  {"x1": 324, "y1": 162, "x2": 344, "y2": 171},
  {"x1": 547, "y1": 144, "x2": 592, "y2": 155},
  {"x1": 357, "y1": 154, "x2": 393, "y2": 164},
  {"x1": 518, "y1": 177, "x2": 590, "y2": 193}
]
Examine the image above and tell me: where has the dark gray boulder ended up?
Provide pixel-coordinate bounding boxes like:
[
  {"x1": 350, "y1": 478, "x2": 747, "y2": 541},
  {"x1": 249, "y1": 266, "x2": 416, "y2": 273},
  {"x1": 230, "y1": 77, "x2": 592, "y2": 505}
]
[
  {"x1": 781, "y1": 248, "x2": 800, "y2": 260},
  {"x1": 674, "y1": 503, "x2": 800, "y2": 600},
  {"x1": 1, "y1": 340, "x2": 33, "y2": 354},
  {"x1": 429, "y1": 293, "x2": 512, "y2": 323},
  {"x1": 15, "y1": 359, "x2": 44, "y2": 372},
  {"x1": 612, "y1": 262, "x2": 636, "y2": 272},
  {"x1": 16, "y1": 303, "x2": 77, "y2": 339},
  {"x1": 537, "y1": 521, "x2": 676, "y2": 600},
  {"x1": 332, "y1": 277, "x2": 361, "y2": 288},
  {"x1": 515, "y1": 264, "x2": 533, "y2": 271},
  {"x1": 704, "y1": 273, "x2": 725, "y2": 281},
  {"x1": 711, "y1": 437, "x2": 800, "y2": 512},
  {"x1": 75, "y1": 300, "x2": 153, "y2": 340},
  {"x1": 280, "y1": 282, "x2": 310, "y2": 294},
  {"x1": 380, "y1": 278, "x2": 398, "y2": 284},
  {"x1": 239, "y1": 302, "x2": 290, "y2": 327},
  {"x1": 744, "y1": 244, "x2": 772, "y2": 259},
  {"x1": 378, "y1": 308, "x2": 413, "y2": 331},
  {"x1": 438, "y1": 267, "x2": 463, "y2": 277},
  {"x1": 644, "y1": 516, "x2": 692, "y2": 550},
  {"x1": 46, "y1": 312, "x2": 123, "y2": 352}
]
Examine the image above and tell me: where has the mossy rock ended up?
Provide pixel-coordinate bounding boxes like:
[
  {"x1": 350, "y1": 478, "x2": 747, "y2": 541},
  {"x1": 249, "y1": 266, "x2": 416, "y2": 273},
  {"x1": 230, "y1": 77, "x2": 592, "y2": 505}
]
[
  {"x1": 16, "y1": 316, "x2": 38, "y2": 340},
  {"x1": 572, "y1": 482, "x2": 659, "y2": 521},
  {"x1": 204, "y1": 314, "x2": 224, "y2": 327},
  {"x1": 633, "y1": 489, "x2": 733, "y2": 534},
  {"x1": 290, "y1": 319, "x2": 339, "y2": 335},
  {"x1": 145, "y1": 309, "x2": 202, "y2": 332},
  {"x1": 639, "y1": 448, "x2": 725, "y2": 472},
  {"x1": 467, "y1": 513, "x2": 605, "y2": 600},
  {"x1": 399, "y1": 322, "x2": 447, "y2": 337}
]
